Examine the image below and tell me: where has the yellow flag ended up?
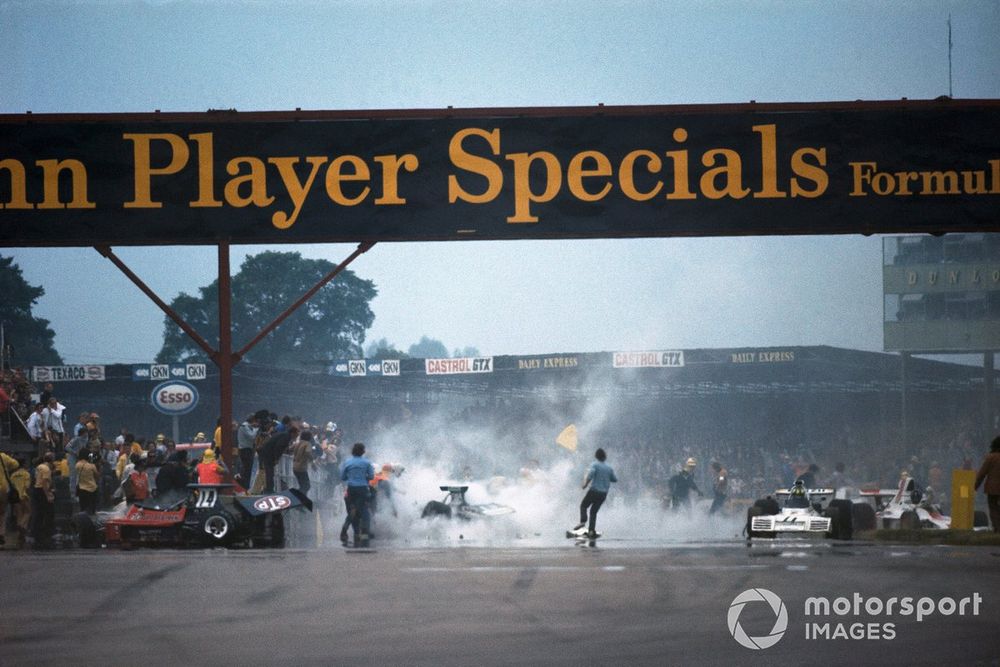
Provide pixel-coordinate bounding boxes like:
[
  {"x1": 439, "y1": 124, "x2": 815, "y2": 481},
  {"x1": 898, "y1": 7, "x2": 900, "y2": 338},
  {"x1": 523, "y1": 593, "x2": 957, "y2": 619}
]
[{"x1": 556, "y1": 424, "x2": 578, "y2": 452}]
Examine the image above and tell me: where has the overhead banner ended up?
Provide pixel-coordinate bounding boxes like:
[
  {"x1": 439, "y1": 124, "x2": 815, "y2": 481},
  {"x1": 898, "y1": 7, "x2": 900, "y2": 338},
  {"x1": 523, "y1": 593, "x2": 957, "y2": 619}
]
[{"x1": 2, "y1": 101, "x2": 998, "y2": 246}]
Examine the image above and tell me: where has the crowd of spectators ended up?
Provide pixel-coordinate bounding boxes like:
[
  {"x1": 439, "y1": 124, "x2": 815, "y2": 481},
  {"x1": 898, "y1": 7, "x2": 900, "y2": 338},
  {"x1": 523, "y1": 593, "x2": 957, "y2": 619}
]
[
  {"x1": 362, "y1": 393, "x2": 995, "y2": 517},
  {"x1": 1, "y1": 379, "x2": 351, "y2": 549},
  {"x1": 603, "y1": 406, "x2": 992, "y2": 513},
  {"x1": 3, "y1": 373, "x2": 997, "y2": 548},
  {"x1": 1, "y1": 367, "x2": 38, "y2": 428}
]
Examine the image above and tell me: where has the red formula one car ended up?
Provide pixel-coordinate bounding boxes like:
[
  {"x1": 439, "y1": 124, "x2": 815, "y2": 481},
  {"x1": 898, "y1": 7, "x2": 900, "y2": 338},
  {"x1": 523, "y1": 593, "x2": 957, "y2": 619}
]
[{"x1": 76, "y1": 483, "x2": 312, "y2": 549}]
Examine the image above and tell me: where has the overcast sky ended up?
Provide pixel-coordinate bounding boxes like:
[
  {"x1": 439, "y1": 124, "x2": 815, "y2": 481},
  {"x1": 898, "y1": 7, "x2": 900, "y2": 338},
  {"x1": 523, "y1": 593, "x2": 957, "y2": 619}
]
[{"x1": 2, "y1": 0, "x2": 999, "y2": 365}]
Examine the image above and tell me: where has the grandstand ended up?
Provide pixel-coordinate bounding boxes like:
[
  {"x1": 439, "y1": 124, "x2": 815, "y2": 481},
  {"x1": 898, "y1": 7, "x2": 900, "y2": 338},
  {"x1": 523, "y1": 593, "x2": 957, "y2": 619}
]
[
  {"x1": 20, "y1": 346, "x2": 987, "y2": 445},
  {"x1": 6, "y1": 345, "x2": 991, "y2": 503}
]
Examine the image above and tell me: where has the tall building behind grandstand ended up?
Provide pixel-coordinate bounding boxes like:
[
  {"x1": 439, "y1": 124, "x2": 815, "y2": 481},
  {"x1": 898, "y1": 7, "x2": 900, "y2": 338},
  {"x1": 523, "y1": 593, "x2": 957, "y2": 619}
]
[
  {"x1": 882, "y1": 233, "x2": 999, "y2": 446},
  {"x1": 884, "y1": 234, "x2": 1000, "y2": 352}
]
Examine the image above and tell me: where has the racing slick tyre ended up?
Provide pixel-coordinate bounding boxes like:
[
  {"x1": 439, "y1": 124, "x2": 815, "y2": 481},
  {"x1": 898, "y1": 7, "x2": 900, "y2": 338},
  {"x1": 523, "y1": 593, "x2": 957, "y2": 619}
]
[
  {"x1": 745, "y1": 506, "x2": 774, "y2": 539},
  {"x1": 822, "y1": 506, "x2": 841, "y2": 537},
  {"x1": 973, "y1": 510, "x2": 989, "y2": 528},
  {"x1": 851, "y1": 502, "x2": 877, "y2": 532},
  {"x1": 196, "y1": 509, "x2": 237, "y2": 547},
  {"x1": 252, "y1": 514, "x2": 286, "y2": 548},
  {"x1": 899, "y1": 510, "x2": 921, "y2": 530},
  {"x1": 74, "y1": 512, "x2": 101, "y2": 549},
  {"x1": 752, "y1": 497, "x2": 780, "y2": 515},
  {"x1": 421, "y1": 500, "x2": 452, "y2": 519},
  {"x1": 828, "y1": 499, "x2": 854, "y2": 540}
]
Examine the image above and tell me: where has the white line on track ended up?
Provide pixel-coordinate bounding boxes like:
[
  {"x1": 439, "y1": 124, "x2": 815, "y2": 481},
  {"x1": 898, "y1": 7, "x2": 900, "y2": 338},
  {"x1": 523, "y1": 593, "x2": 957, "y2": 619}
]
[{"x1": 402, "y1": 564, "x2": 771, "y2": 573}]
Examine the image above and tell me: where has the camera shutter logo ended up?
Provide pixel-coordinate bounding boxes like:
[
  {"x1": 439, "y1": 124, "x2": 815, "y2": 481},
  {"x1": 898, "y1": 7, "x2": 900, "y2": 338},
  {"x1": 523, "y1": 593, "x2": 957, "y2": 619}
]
[{"x1": 727, "y1": 588, "x2": 788, "y2": 650}]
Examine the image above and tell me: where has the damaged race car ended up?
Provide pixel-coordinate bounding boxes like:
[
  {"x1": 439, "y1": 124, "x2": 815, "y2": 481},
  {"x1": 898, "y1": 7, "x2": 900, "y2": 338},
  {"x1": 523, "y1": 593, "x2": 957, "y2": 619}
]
[
  {"x1": 746, "y1": 481, "x2": 853, "y2": 541},
  {"x1": 421, "y1": 485, "x2": 515, "y2": 520},
  {"x1": 75, "y1": 483, "x2": 312, "y2": 549}
]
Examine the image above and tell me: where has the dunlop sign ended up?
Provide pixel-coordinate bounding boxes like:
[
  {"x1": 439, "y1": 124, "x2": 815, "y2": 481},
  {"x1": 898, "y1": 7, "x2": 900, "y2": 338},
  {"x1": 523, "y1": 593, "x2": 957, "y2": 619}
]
[{"x1": 2, "y1": 101, "x2": 998, "y2": 246}]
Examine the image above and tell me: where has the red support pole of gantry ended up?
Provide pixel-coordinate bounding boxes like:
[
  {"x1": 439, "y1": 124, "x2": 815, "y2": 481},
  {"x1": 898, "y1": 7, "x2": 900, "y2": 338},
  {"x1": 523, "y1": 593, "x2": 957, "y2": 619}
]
[
  {"x1": 217, "y1": 241, "x2": 235, "y2": 468},
  {"x1": 97, "y1": 241, "x2": 376, "y2": 472}
]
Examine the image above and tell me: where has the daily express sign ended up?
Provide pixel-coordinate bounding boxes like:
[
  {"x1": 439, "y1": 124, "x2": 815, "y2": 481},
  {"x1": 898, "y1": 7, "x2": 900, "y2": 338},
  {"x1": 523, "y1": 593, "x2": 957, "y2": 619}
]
[{"x1": 1, "y1": 101, "x2": 998, "y2": 246}]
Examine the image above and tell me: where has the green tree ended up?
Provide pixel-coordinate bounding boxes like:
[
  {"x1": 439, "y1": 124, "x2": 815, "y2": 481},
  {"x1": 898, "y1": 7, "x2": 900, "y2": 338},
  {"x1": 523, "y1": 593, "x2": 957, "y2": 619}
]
[
  {"x1": 408, "y1": 336, "x2": 449, "y2": 359},
  {"x1": 365, "y1": 338, "x2": 409, "y2": 359},
  {"x1": 156, "y1": 251, "x2": 376, "y2": 370},
  {"x1": 0, "y1": 256, "x2": 62, "y2": 365}
]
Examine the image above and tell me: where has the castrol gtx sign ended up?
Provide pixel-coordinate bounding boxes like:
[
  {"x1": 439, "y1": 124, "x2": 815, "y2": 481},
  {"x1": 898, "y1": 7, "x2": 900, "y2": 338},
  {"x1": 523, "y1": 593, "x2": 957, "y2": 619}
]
[{"x1": 151, "y1": 380, "x2": 199, "y2": 416}]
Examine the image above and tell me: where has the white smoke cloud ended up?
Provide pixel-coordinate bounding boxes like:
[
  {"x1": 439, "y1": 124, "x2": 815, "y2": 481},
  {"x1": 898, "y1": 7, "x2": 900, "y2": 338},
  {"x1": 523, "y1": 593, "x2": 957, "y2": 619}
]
[{"x1": 325, "y1": 385, "x2": 745, "y2": 548}]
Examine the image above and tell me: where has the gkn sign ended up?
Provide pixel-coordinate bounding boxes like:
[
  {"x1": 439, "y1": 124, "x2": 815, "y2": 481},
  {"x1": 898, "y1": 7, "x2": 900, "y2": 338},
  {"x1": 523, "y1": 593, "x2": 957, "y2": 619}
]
[
  {"x1": 133, "y1": 363, "x2": 207, "y2": 382},
  {"x1": 151, "y1": 380, "x2": 199, "y2": 416}
]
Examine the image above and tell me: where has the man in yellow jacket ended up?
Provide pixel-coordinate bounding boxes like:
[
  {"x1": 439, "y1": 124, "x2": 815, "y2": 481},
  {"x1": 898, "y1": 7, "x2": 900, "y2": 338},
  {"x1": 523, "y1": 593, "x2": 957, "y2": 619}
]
[
  {"x1": 9, "y1": 460, "x2": 32, "y2": 549},
  {"x1": 32, "y1": 452, "x2": 56, "y2": 549},
  {"x1": 117, "y1": 442, "x2": 142, "y2": 480},
  {"x1": 0, "y1": 451, "x2": 20, "y2": 546}
]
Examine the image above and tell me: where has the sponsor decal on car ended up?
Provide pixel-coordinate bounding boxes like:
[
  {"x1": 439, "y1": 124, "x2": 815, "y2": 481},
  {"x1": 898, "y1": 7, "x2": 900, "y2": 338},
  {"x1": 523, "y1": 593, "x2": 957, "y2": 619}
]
[{"x1": 253, "y1": 495, "x2": 292, "y2": 513}]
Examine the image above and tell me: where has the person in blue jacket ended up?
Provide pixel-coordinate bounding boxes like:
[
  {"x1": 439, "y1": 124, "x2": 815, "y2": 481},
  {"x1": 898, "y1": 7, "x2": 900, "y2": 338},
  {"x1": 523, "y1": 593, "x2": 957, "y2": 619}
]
[
  {"x1": 575, "y1": 448, "x2": 618, "y2": 538},
  {"x1": 339, "y1": 442, "x2": 374, "y2": 547}
]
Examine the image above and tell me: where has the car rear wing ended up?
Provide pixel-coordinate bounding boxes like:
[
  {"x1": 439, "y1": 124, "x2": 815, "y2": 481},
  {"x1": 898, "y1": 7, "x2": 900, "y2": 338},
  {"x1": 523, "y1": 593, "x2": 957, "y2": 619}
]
[
  {"x1": 859, "y1": 489, "x2": 901, "y2": 503},
  {"x1": 440, "y1": 486, "x2": 469, "y2": 493},
  {"x1": 774, "y1": 487, "x2": 836, "y2": 506},
  {"x1": 236, "y1": 487, "x2": 313, "y2": 516}
]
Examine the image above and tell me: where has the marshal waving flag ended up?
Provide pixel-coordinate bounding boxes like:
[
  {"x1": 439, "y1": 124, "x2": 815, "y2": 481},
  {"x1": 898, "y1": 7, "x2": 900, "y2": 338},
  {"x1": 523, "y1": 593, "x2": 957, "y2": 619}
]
[{"x1": 556, "y1": 424, "x2": 579, "y2": 452}]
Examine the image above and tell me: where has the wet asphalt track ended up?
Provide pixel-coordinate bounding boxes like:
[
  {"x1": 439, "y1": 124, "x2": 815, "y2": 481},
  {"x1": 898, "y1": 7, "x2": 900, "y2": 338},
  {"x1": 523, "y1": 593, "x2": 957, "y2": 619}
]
[{"x1": 2, "y1": 535, "x2": 999, "y2": 666}]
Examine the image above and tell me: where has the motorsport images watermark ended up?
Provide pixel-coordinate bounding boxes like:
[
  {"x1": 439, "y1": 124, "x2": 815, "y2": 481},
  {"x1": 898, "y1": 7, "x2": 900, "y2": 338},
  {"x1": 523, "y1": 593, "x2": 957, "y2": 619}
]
[
  {"x1": 728, "y1": 589, "x2": 788, "y2": 649},
  {"x1": 728, "y1": 589, "x2": 983, "y2": 648}
]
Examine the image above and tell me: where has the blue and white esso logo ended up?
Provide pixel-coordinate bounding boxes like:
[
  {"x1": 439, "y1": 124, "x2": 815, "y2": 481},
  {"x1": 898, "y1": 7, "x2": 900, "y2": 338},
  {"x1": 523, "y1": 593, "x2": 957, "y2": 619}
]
[{"x1": 151, "y1": 380, "x2": 199, "y2": 416}]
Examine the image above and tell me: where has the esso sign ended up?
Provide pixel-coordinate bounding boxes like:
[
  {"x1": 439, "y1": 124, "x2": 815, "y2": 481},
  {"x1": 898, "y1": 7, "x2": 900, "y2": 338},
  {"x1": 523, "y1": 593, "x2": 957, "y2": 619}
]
[{"x1": 151, "y1": 380, "x2": 199, "y2": 416}]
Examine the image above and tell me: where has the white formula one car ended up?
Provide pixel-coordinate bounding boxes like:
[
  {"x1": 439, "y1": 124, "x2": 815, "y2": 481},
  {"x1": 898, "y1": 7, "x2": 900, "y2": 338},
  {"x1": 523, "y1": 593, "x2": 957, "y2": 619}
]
[
  {"x1": 861, "y1": 477, "x2": 949, "y2": 529},
  {"x1": 859, "y1": 477, "x2": 987, "y2": 530},
  {"x1": 421, "y1": 485, "x2": 516, "y2": 520},
  {"x1": 746, "y1": 481, "x2": 853, "y2": 541}
]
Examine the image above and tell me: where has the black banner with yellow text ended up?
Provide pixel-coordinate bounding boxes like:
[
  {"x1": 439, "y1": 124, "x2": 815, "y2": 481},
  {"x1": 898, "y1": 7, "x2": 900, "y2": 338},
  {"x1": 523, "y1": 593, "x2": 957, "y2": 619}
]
[{"x1": 1, "y1": 101, "x2": 998, "y2": 246}]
